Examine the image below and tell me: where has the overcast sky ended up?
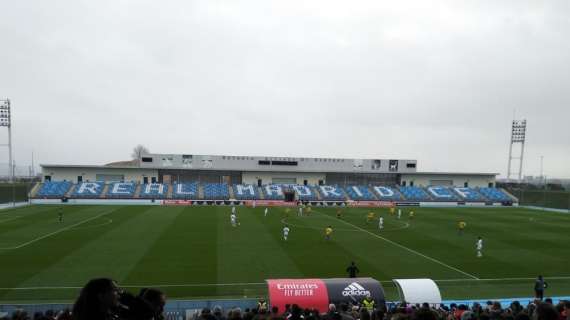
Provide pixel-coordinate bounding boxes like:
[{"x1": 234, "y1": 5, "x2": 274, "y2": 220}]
[{"x1": 1, "y1": 0, "x2": 569, "y2": 178}]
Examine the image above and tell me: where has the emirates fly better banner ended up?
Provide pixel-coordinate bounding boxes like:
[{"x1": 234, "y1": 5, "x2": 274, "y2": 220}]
[{"x1": 266, "y1": 278, "x2": 385, "y2": 313}]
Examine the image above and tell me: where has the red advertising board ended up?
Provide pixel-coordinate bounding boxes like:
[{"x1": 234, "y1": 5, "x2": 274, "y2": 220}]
[
  {"x1": 267, "y1": 279, "x2": 329, "y2": 313},
  {"x1": 244, "y1": 200, "x2": 297, "y2": 207},
  {"x1": 346, "y1": 201, "x2": 394, "y2": 208},
  {"x1": 162, "y1": 200, "x2": 193, "y2": 205}
]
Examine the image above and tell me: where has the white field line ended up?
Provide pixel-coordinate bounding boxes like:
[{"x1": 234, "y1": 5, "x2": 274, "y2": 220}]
[
  {"x1": 280, "y1": 217, "x2": 410, "y2": 232},
  {"x1": 314, "y1": 210, "x2": 480, "y2": 280},
  {"x1": 0, "y1": 215, "x2": 23, "y2": 224},
  {"x1": 0, "y1": 210, "x2": 115, "y2": 250},
  {"x1": 2, "y1": 276, "x2": 570, "y2": 291}
]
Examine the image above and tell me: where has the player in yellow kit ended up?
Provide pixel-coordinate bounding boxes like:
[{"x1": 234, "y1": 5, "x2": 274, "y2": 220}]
[
  {"x1": 389, "y1": 207, "x2": 395, "y2": 216},
  {"x1": 367, "y1": 212, "x2": 375, "y2": 224},
  {"x1": 458, "y1": 221, "x2": 467, "y2": 235},
  {"x1": 325, "y1": 226, "x2": 333, "y2": 240}
]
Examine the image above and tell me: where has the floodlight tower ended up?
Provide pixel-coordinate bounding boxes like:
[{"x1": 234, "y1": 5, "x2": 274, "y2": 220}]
[{"x1": 507, "y1": 119, "x2": 527, "y2": 182}]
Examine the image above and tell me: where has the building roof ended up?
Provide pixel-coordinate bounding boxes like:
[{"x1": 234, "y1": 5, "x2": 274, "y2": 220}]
[{"x1": 40, "y1": 164, "x2": 497, "y2": 176}]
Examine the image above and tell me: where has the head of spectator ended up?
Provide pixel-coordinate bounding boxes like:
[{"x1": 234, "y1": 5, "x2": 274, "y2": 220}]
[
  {"x1": 535, "y1": 303, "x2": 559, "y2": 320},
  {"x1": 72, "y1": 278, "x2": 120, "y2": 320},
  {"x1": 139, "y1": 288, "x2": 166, "y2": 319}
]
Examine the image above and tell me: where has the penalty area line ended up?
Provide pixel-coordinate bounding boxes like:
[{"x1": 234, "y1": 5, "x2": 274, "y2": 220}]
[
  {"x1": 315, "y1": 210, "x2": 480, "y2": 280},
  {"x1": 0, "y1": 210, "x2": 116, "y2": 250}
]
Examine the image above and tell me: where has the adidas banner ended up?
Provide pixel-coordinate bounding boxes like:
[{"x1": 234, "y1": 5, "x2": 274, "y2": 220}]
[{"x1": 266, "y1": 278, "x2": 385, "y2": 313}]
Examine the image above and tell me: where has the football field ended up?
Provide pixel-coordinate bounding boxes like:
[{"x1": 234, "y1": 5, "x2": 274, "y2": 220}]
[{"x1": 0, "y1": 204, "x2": 569, "y2": 303}]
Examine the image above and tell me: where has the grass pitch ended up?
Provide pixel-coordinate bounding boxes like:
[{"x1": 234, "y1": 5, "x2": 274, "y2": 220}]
[{"x1": 0, "y1": 205, "x2": 569, "y2": 303}]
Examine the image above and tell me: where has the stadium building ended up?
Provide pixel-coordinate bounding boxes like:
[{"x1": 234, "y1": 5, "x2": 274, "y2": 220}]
[{"x1": 34, "y1": 153, "x2": 516, "y2": 205}]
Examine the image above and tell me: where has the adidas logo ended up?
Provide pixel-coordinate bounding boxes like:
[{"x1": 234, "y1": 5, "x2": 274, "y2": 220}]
[{"x1": 342, "y1": 282, "x2": 371, "y2": 297}]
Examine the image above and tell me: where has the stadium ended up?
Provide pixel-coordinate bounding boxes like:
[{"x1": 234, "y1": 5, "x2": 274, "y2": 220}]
[
  {"x1": 1, "y1": 151, "x2": 569, "y2": 318},
  {"x1": 2, "y1": 1, "x2": 570, "y2": 319}
]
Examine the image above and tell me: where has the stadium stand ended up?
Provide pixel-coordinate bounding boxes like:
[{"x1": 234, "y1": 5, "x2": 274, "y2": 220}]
[
  {"x1": 372, "y1": 186, "x2": 403, "y2": 200},
  {"x1": 73, "y1": 182, "x2": 105, "y2": 198},
  {"x1": 36, "y1": 181, "x2": 72, "y2": 198},
  {"x1": 425, "y1": 186, "x2": 460, "y2": 201},
  {"x1": 172, "y1": 183, "x2": 199, "y2": 199},
  {"x1": 398, "y1": 186, "x2": 431, "y2": 201},
  {"x1": 344, "y1": 185, "x2": 377, "y2": 200},
  {"x1": 203, "y1": 183, "x2": 230, "y2": 200},
  {"x1": 478, "y1": 187, "x2": 512, "y2": 201},
  {"x1": 106, "y1": 182, "x2": 136, "y2": 198},
  {"x1": 318, "y1": 185, "x2": 346, "y2": 201},
  {"x1": 232, "y1": 184, "x2": 259, "y2": 200},
  {"x1": 31, "y1": 181, "x2": 517, "y2": 203},
  {"x1": 291, "y1": 185, "x2": 318, "y2": 201},
  {"x1": 453, "y1": 187, "x2": 485, "y2": 201},
  {"x1": 139, "y1": 183, "x2": 168, "y2": 198},
  {"x1": 262, "y1": 184, "x2": 285, "y2": 200}
]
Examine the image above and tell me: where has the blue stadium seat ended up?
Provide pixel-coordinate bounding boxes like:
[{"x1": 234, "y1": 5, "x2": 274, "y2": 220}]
[
  {"x1": 371, "y1": 186, "x2": 403, "y2": 200},
  {"x1": 262, "y1": 184, "x2": 285, "y2": 200},
  {"x1": 36, "y1": 181, "x2": 72, "y2": 198},
  {"x1": 344, "y1": 186, "x2": 377, "y2": 201},
  {"x1": 291, "y1": 185, "x2": 318, "y2": 201},
  {"x1": 425, "y1": 186, "x2": 460, "y2": 201},
  {"x1": 172, "y1": 183, "x2": 198, "y2": 199},
  {"x1": 73, "y1": 182, "x2": 105, "y2": 198},
  {"x1": 317, "y1": 185, "x2": 346, "y2": 201},
  {"x1": 452, "y1": 187, "x2": 485, "y2": 201},
  {"x1": 203, "y1": 183, "x2": 229, "y2": 200},
  {"x1": 233, "y1": 184, "x2": 259, "y2": 200},
  {"x1": 478, "y1": 187, "x2": 511, "y2": 201},
  {"x1": 106, "y1": 182, "x2": 136, "y2": 198},
  {"x1": 398, "y1": 186, "x2": 431, "y2": 201},
  {"x1": 139, "y1": 183, "x2": 168, "y2": 198}
]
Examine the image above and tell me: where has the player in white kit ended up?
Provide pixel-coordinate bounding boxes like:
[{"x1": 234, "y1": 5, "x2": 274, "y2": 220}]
[
  {"x1": 264, "y1": 207, "x2": 269, "y2": 217},
  {"x1": 397, "y1": 209, "x2": 402, "y2": 219},
  {"x1": 378, "y1": 217, "x2": 384, "y2": 229},
  {"x1": 231, "y1": 206, "x2": 236, "y2": 214},
  {"x1": 231, "y1": 213, "x2": 237, "y2": 227},
  {"x1": 283, "y1": 225, "x2": 290, "y2": 241},
  {"x1": 298, "y1": 206, "x2": 303, "y2": 217},
  {"x1": 476, "y1": 236, "x2": 483, "y2": 257}
]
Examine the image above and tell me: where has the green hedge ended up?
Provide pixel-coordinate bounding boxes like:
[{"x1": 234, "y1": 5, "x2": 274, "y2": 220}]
[
  {"x1": 509, "y1": 189, "x2": 570, "y2": 210},
  {"x1": 0, "y1": 183, "x2": 31, "y2": 204}
]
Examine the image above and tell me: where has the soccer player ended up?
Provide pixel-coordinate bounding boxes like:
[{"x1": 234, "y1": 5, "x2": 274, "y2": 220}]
[
  {"x1": 397, "y1": 209, "x2": 402, "y2": 220},
  {"x1": 283, "y1": 225, "x2": 290, "y2": 241},
  {"x1": 252, "y1": 200, "x2": 256, "y2": 208},
  {"x1": 325, "y1": 226, "x2": 333, "y2": 240},
  {"x1": 231, "y1": 206, "x2": 236, "y2": 214},
  {"x1": 58, "y1": 207, "x2": 64, "y2": 223},
  {"x1": 346, "y1": 261, "x2": 359, "y2": 278},
  {"x1": 367, "y1": 212, "x2": 375, "y2": 224},
  {"x1": 230, "y1": 213, "x2": 238, "y2": 227},
  {"x1": 458, "y1": 221, "x2": 466, "y2": 235},
  {"x1": 378, "y1": 216, "x2": 384, "y2": 229},
  {"x1": 284, "y1": 207, "x2": 291, "y2": 217},
  {"x1": 298, "y1": 206, "x2": 303, "y2": 217},
  {"x1": 476, "y1": 236, "x2": 483, "y2": 257},
  {"x1": 389, "y1": 207, "x2": 395, "y2": 216},
  {"x1": 409, "y1": 211, "x2": 415, "y2": 219},
  {"x1": 264, "y1": 207, "x2": 269, "y2": 217},
  {"x1": 336, "y1": 209, "x2": 342, "y2": 219}
]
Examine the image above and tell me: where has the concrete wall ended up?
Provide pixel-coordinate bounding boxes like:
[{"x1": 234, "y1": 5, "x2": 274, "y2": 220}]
[
  {"x1": 42, "y1": 167, "x2": 158, "y2": 184},
  {"x1": 241, "y1": 172, "x2": 326, "y2": 185},
  {"x1": 400, "y1": 174, "x2": 495, "y2": 188}
]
